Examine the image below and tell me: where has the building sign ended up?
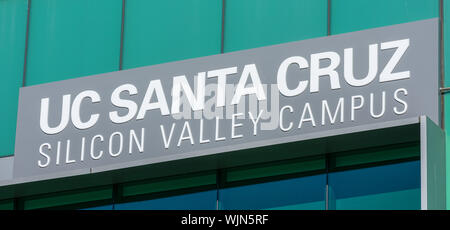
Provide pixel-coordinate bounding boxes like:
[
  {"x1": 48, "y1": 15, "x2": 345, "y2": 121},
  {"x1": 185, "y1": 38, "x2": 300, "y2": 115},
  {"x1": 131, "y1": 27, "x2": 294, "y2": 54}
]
[{"x1": 14, "y1": 19, "x2": 439, "y2": 178}]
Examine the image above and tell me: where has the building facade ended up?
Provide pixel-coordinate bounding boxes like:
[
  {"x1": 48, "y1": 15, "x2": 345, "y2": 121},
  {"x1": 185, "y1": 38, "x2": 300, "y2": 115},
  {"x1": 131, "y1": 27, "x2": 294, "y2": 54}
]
[{"x1": 0, "y1": 0, "x2": 448, "y2": 210}]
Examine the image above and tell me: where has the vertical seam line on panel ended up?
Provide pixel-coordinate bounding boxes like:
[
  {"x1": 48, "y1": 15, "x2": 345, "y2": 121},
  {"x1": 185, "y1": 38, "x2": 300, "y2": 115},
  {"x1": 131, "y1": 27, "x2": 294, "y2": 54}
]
[
  {"x1": 221, "y1": 0, "x2": 226, "y2": 54},
  {"x1": 327, "y1": 0, "x2": 331, "y2": 36},
  {"x1": 119, "y1": 0, "x2": 126, "y2": 70},
  {"x1": 216, "y1": 169, "x2": 225, "y2": 210},
  {"x1": 112, "y1": 184, "x2": 120, "y2": 210},
  {"x1": 22, "y1": 0, "x2": 31, "y2": 87},
  {"x1": 15, "y1": 197, "x2": 24, "y2": 210},
  {"x1": 13, "y1": 198, "x2": 19, "y2": 210},
  {"x1": 216, "y1": 170, "x2": 220, "y2": 210},
  {"x1": 440, "y1": 0, "x2": 445, "y2": 129}
]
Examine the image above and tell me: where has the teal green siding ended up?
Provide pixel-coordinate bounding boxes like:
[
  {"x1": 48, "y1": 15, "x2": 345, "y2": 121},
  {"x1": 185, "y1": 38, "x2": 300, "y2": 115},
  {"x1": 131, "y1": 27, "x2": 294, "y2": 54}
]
[
  {"x1": 331, "y1": 0, "x2": 438, "y2": 34},
  {"x1": 224, "y1": 0, "x2": 327, "y2": 52},
  {"x1": 122, "y1": 0, "x2": 222, "y2": 69},
  {"x1": 444, "y1": 0, "x2": 450, "y2": 210},
  {"x1": 332, "y1": 144, "x2": 419, "y2": 168},
  {"x1": 25, "y1": 0, "x2": 122, "y2": 85},
  {"x1": 445, "y1": 94, "x2": 450, "y2": 210},
  {"x1": 121, "y1": 172, "x2": 216, "y2": 197},
  {"x1": 226, "y1": 157, "x2": 325, "y2": 183},
  {"x1": 0, "y1": 0, "x2": 28, "y2": 157},
  {"x1": 0, "y1": 199, "x2": 14, "y2": 210},
  {"x1": 445, "y1": 0, "x2": 450, "y2": 87},
  {"x1": 23, "y1": 186, "x2": 113, "y2": 210}
]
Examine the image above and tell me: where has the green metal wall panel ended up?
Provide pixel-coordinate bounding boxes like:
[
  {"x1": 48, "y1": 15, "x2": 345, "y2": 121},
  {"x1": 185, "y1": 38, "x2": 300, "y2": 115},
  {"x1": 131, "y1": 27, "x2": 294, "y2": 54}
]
[
  {"x1": 444, "y1": 2, "x2": 450, "y2": 209},
  {"x1": 23, "y1": 186, "x2": 113, "y2": 210},
  {"x1": 226, "y1": 157, "x2": 325, "y2": 183},
  {"x1": 441, "y1": 0, "x2": 450, "y2": 210},
  {"x1": 0, "y1": 0, "x2": 28, "y2": 157},
  {"x1": 445, "y1": 0, "x2": 450, "y2": 87},
  {"x1": 121, "y1": 172, "x2": 216, "y2": 197},
  {"x1": 25, "y1": 0, "x2": 122, "y2": 85},
  {"x1": 423, "y1": 116, "x2": 447, "y2": 210},
  {"x1": 224, "y1": 0, "x2": 327, "y2": 52},
  {"x1": 331, "y1": 0, "x2": 438, "y2": 34},
  {"x1": 332, "y1": 144, "x2": 420, "y2": 169},
  {"x1": 445, "y1": 94, "x2": 450, "y2": 209},
  {"x1": 0, "y1": 199, "x2": 14, "y2": 210},
  {"x1": 122, "y1": 0, "x2": 222, "y2": 69}
]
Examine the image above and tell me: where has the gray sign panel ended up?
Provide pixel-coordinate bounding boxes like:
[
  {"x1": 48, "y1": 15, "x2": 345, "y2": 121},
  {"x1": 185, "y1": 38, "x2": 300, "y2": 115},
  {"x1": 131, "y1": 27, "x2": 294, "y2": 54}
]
[{"x1": 14, "y1": 19, "x2": 439, "y2": 179}]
